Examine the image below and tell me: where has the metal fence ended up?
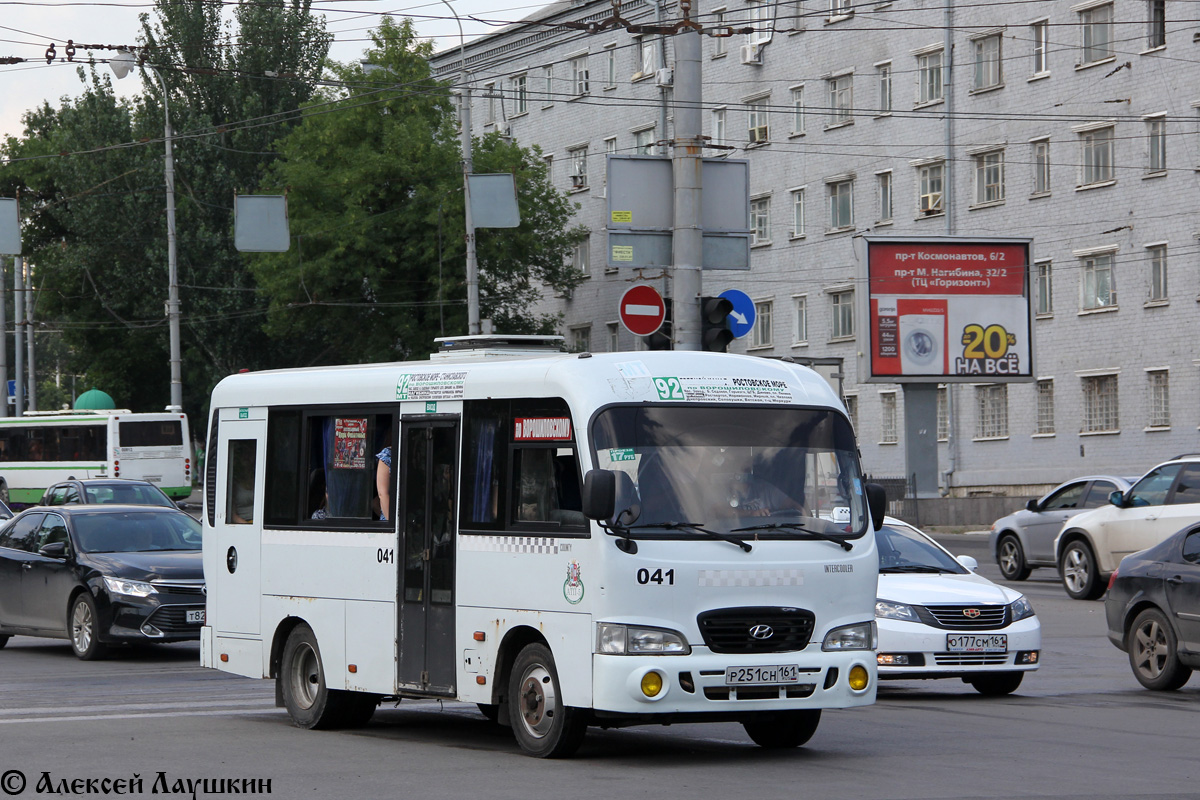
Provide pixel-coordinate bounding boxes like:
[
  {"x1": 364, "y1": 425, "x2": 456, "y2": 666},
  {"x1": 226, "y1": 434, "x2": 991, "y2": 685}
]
[{"x1": 865, "y1": 474, "x2": 917, "y2": 526}]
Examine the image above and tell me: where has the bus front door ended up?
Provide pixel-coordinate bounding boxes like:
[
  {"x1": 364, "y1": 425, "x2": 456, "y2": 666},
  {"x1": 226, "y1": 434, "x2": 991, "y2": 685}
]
[
  {"x1": 397, "y1": 419, "x2": 459, "y2": 694},
  {"x1": 212, "y1": 413, "x2": 265, "y2": 636}
]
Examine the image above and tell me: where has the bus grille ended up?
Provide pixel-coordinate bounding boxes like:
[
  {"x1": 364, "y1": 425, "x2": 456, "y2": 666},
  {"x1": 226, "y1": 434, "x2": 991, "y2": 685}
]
[
  {"x1": 697, "y1": 607, "x2": 815, "y2": 654},
  {"x1": 916, "y1": 605, "x2": 1008, "y2": 630}
]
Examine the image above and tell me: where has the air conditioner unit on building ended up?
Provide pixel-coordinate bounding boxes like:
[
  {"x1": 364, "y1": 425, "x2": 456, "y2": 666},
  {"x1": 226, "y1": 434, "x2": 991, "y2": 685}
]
[
  {"x1": 570, "y1": 173, "x2": 587, "y2": 188},
  {"x1": 749, "y1": 125, "x2": 769, "y2": 144},
  {"x1": 740, "y1": 43, "x2": 762, "y2": 65},
  {"x1": 655, "y1": 67, "x2": 674, "y2": 87},
  {"x1": 919, "y1": 193, "x2": 941, "y2": 215}
]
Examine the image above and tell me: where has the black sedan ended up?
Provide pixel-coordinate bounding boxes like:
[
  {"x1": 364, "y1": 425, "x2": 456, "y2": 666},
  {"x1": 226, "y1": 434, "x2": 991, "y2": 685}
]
[
  {"x1": 1104, "y1": 522, "x2": 1200, "y2": 690},
  {"x1": 0, "y1": 505, "x2": 205, "y2": 659}
]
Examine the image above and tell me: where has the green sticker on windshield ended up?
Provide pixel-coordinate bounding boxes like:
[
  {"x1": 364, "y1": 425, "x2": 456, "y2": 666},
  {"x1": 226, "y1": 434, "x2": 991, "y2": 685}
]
[{"x1": 608, "y1": 448, "x2": 637, "y2": 462}]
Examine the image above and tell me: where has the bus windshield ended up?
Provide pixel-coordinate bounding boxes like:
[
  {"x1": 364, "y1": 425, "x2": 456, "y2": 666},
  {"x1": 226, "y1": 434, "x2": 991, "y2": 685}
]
[{"x1": 591, "y1": 405, "x2": 867, "y2": 539}]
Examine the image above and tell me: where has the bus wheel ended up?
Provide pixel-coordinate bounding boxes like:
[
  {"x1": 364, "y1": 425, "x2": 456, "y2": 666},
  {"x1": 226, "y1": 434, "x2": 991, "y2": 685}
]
[
  {"x1": 742, "y1": 710, "x2": 821, "y2": 749},
  {"x1": 508, "y1": 643, "x2": 586, "y2": 758},
  {"x1": 280, "y1": 624, "x2": 343, "y2": 729}
]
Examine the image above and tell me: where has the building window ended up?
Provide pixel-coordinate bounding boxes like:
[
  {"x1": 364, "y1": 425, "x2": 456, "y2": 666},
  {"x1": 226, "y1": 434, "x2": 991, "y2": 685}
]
[
  {"x1": 1080, "y1": 4, "x2": 1114, "y2": 64},
  {"x1": 974, "y1": 150, "x2": 1005, "y2": 205},
  {"x1": 485, "y1": 82, "x2": 497, "y2": 124},
  {"x1": 711, "y1": 108, "x2": 727, "y2": 148},
  {"x1": 844, "y1": 395, "x2": 859, "y2": 432},
  {"x1": 542, "y1": 66, "x2": 554, "y2": 105},
  {"x1": 877, "y1": 172, "x2": 893, "y2": 222},
  {"x1": 880, "y1": 393, "x2": 898, "y2": 444},
  {"x1": 1148, "y1": 245, "x2": 1168, "y2": 301},
  {"x1": 790, "y1": 87, "x2": 805, "y2": 134},
  {"x1": 570, "y1": 325, "x2": 591, "y2": 353},
  {"x1": 975, "y1": 384, "x2": 1009, "y2": 439},
  {"x1": 791, "y1": 188, "x2": 805, "y2": 237},
  {"x1": 831, "y1": 289, "x2": 854, "y2": 339},
  {"x1": 752, "y1": 300, "x2": 773, "y2": 348},
  {"x1": 568, "y1": 147, "x2": 588, "y2": 189},
  {"x1": 512, "y1": 74, "x2": 528, "y2": 114},
  {"x1": 747, "y1": 0, "x2": 773, "y2": 46},
  {"x1": 751, "y1": 197, "x2": 771, "y2": 245},
  {"x1": 1148, "y1": 0, "x2": 1166, "y2": 49},
  {"x1": 1036, "y1": 379, "x2": 1055, "y2": 434},
  {"x1": 972, "y1": 35, "x2": 1002, "y2": 90},
  {"x1": 748, "y1": 96, "x2": 770, "y2": 144},
  {"x1": 1036, "y1": 261, "x2": 1053, "y2": 315},
  {"x1": 573, "y1": 236, "x2": 590, "y2": 276},
  {"x1": 877, "y1": 63, "x2": 892, "y2": 113},
  {"x1": 1080, "y1": 127, "x2": 1114, "y2": 185},
  {"x1": 638, "y1": 38, "x2": 655, "y2": 77},
  {"x1": 794, "y1": 295, "x2": 808, "y2": 343},
  {"x1": 571, "y1": 56, "x2": 590, "y2": 96},
  {"x1": 604, "y1": 44, "x2": 617, "y2": 87},
  {"x1": 713, "y1": 9, "x2": 728, "y2": 56},
  {"x1": 828, "y1": 179, "x2": 853, "y2": 230},
  {"x1": 827, "y1": 74, "x2": 853, "y2": 126},
  {"x1": 917, "y1": 162, "x2": 944, "y2": 216},
  {"x1": 1082, "y1": 374, "x2": 1119, "y2": 432},
  {"x1": 1148, "y1": 370, "x2": 1170, "y2": 428},
  {"x1": 917, "y1": 50, "x2": 943, "y2": 104},
  {"x1": 607, "y1": 322, "x2": 619, "y2": 352},
  {"x1": 1032, "y1": 20, "x2": 1049, "y2": 74},
  {"x1": 1033, "y1": 139, "x2": 1051, "y2": 195},
  {"x1": 936, "y1": 385, "x2": 949, "y2": 441},
  {"x1": 1147, "y1": 117, "x2": 1167, "y2": 173},
  {"x1": 1081, "y1": 252, "x2": 1115, "y2": 310},
  {"x1": 634, "y1": 127, "x2": 656, "y2": 155}
]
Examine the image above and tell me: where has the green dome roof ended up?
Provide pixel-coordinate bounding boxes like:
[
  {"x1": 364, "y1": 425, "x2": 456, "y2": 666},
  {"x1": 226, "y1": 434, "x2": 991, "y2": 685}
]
[{"x1": 75, "y1": 388, "x2": 115, "y2": 410}]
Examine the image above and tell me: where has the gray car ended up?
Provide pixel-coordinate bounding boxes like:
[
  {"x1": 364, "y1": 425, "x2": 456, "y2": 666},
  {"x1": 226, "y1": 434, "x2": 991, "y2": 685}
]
[{"x1": 988, "y1": 475, "x2": 1133, "y2": 581}]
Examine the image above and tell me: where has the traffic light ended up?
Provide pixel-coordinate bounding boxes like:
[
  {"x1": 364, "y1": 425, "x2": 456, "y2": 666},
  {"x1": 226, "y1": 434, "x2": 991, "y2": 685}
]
[
  {"x1": 642, "y1": 298, "x2": 673, "y2": 350},
  {"x1": 701, "y1": 296, "x2": 734, "y2": 352}
]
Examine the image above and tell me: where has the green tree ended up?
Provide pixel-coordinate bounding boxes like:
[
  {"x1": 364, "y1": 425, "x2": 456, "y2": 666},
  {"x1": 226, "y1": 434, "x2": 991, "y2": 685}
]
[{"x1": 251, "y1": 17, "x2": 586, "y2": 364}]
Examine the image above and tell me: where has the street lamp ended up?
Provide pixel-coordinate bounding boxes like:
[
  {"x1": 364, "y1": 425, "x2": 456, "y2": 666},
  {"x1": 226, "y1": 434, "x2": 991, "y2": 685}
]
[{"x1": 111, "y1": 50, "x2": 183, "y2": 412}]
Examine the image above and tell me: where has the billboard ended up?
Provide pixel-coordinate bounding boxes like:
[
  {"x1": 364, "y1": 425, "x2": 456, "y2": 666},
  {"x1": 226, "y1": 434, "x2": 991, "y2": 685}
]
[{"x1": 862, "y1": 236, "x2": 1034, "y2": 383}]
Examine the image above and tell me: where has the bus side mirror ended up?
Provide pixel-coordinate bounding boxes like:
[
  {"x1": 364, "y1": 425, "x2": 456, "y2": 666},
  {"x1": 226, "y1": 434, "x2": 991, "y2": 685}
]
[
  {"x1": 866, "y1": 483, "x2": 887, "y2": 532},
  {"x1": 582, "y1": 470, "x2": 617, "y2": 520}
]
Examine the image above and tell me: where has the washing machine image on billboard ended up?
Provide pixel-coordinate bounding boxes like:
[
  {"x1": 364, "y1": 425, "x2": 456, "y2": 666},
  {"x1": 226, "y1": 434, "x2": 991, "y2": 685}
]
[{"x1": 898, "y1": 313, "x2": 945, "y2": 374}]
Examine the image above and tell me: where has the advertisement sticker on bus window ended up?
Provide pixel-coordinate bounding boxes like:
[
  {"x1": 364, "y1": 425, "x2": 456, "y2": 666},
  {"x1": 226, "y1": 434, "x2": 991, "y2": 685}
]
[
  {"x1": 513, "y1": 418, "x2": 572, "y2": 441},
  {"x1": 333, "y1": 418, "x2": 368, "y2": 469},
  {"x1": 608, "y1": 448, "x2": 637, "y2": 462},
  {"x1": 652, "y1": 376, "x2": 792, "y2": 403},
  {"x1": 395, "y1": 371, "x2": 467, "y2": 401}
]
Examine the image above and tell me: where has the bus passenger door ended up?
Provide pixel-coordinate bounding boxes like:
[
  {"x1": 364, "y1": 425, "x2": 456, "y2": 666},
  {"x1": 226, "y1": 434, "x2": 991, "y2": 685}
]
[
  {"x1": 397, "y1": 418, "x2": 458, "y2": 695},
  {"x1": 212, "y1": 413, "x2": 266, "y2": 636}
]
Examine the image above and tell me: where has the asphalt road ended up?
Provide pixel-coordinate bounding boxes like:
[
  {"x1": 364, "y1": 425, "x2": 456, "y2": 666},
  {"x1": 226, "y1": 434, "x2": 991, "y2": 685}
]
[{"x1": 0, "y1": 534, "x2": 1195, "y2": 800}]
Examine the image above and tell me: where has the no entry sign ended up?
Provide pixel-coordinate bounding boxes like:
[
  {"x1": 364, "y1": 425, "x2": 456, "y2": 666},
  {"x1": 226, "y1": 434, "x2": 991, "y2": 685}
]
[{"x1": 619, "y1": 284, "x2": 666, "y2": 336}]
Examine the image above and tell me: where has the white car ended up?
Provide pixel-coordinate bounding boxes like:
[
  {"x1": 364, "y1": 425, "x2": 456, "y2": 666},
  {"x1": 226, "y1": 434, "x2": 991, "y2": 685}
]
[
  {"x1": 1054, "y1": 456, "x2": 1200, "y2": 600},
  {"x1": 875, "y1": 518, "x2": 1041, "y2": 695}
]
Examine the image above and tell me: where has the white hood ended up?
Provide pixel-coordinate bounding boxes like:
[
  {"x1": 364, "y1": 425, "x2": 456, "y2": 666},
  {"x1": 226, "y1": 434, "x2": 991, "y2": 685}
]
[{"x1": 877, "y1": 570, "x2": 1019, "y2": 606}]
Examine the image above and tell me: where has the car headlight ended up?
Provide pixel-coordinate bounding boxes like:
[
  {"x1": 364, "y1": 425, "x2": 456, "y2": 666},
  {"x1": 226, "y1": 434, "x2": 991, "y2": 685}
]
[
  {"x1": 103, "y1": 576, "x2": 158, "y2": 598},
  {"x1": 596, "y1": 623, "x2": 690, "y2": 655},
  {"x1": 875, "y1": 599, "x2": 921, "y2": 623},
  {"x1": 1010, "y1": 595, "x2": 1035, "y2": 622},
  {"x1": 822, "y1": 621, "x2": 877, "y2": 651}
]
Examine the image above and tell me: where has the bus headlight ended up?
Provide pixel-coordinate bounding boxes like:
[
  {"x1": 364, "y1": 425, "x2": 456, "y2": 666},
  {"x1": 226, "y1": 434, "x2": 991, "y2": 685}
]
[
  {"x1": 822, "y1": 621, "x2": 876, "y2": 651},
  {"x1": 597, "y1": 623, "x2": 691, "y2": 655},
  {"x1": 103, "y1": 577, "x2": 158, "y2": 598}
]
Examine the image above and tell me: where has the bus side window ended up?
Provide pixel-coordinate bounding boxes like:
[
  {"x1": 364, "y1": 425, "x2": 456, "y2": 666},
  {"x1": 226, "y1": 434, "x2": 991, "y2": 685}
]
[
  {"x1": 227, "y1": 440, "x2": 257, "y2": 524},
  {"x1": 511, "y1": 447, "x2": 586, "y2": 528}
]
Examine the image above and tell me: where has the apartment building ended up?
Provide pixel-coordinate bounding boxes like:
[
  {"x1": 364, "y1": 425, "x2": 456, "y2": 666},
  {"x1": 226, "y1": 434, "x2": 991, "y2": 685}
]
[{"x1": 431, "y1": 0, "x2": 1198, "y2": 496}]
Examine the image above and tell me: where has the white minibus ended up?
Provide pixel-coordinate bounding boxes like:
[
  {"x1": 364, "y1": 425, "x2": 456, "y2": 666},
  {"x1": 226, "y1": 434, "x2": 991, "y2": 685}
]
[{"x1": 201, "y1": 336, "x2": 885, "y2": 757}]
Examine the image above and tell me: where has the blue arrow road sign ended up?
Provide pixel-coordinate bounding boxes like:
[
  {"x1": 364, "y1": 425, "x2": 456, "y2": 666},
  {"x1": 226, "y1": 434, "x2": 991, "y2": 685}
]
[{"x1": 719, "y1": 289, "x2": 756, "y2": 339}]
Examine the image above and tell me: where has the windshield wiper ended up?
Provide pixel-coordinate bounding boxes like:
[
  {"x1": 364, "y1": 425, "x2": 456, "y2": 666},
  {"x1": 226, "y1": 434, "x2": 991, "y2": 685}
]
[
  {"x1": 730, "y1": 522, "x2": 852, "y2": 552},
  {"x1": 627, "y1": 521, "x2": 753, "y2": 553},
  {"x1": 879, "y1": 564, "x2": 956, "y2": 573}
]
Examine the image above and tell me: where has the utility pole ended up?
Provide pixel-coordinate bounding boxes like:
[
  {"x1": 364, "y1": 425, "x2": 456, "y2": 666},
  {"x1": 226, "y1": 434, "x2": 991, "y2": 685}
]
[
  {"x1": 24, "y1": 259, "x2": 35, "y2": 412},
  {"x1": 0, "y1": 260, "x2": 7, "y2": 417},
  {"x1": 13, "y1": 257, "x2": 24, "y2": 417},
  {"x1": 671, "y1": 29, "x2": 703, "y2": 350}
]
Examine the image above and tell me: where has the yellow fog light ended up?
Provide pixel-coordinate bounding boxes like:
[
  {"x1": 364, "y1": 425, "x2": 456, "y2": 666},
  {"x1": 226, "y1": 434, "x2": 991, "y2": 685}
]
[
  {"x1": 848, "y1": 665, "x2": 870, "y2": 691},
  {"x1": 640, "y1": 671, "x2": 664, "y2": 698}
]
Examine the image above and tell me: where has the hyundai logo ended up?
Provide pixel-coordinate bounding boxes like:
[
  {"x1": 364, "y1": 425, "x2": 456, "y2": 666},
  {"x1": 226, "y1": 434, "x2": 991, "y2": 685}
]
[
  {"x1": 963, "y1": 608, "x2": 981, "y2": 618},
  {"x1": 749, "y1": 624, "x2": 774, "y2": 640}
]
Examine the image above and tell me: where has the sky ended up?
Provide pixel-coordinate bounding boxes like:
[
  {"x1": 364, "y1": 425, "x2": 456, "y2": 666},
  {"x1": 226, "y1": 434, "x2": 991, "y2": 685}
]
[{"x1": 0, "y1": 0, "x2": 517, "y2": 143}]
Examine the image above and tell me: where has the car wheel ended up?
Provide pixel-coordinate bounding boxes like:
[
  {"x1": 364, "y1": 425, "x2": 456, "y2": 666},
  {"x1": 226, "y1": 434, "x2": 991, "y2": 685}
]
[
  {"x1": 1060, "y1": 540, "x2": 1104, "y2": 600},
  {"x1": 69, "y1": 593, "x2": 107, "y2": 660},
  {"x1": 280, "y1": 624, "x2": 345, "y2": 729},
  {"x1": 968, "y1": 672, "x2": 1023, "y2": 696},
  {"x1": 508, "y1": 643, "x2": 587, "y2": 758},
  {"x1": 996, "y1": 534, "x2": 1032, "y2": 581},
  {"x1": 1128, "y1": 608, "x2": 1192, "y2": 691},
  {"x1": 742, "y1": 710, "x2": 822, "y2": 748}
]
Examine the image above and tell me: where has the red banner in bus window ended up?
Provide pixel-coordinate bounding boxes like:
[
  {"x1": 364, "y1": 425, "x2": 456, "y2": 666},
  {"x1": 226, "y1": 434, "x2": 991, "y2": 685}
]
[
  {"x1": 513, "y1": 418, "x2": 573, "y2": 441},
  {"x1": 333, "y1": 418, "x2": 368, "y2": 469}
]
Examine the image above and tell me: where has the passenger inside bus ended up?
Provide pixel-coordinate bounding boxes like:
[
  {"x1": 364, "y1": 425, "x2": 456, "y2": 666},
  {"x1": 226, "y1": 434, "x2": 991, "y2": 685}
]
[{"x1": 308, "y1": 469, "x2": 328, "y2": 520}]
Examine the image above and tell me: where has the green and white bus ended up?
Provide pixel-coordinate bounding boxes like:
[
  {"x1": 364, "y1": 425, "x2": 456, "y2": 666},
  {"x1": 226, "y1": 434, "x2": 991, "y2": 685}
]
[{"x1": 0, "y1": 411, "x2": 193, "y2": 505}]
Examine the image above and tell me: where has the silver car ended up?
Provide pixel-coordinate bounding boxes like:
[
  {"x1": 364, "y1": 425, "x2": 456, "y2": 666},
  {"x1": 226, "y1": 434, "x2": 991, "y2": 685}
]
[{"x1": 988, "y1": 476, "x2": 1133, "y2": 581}]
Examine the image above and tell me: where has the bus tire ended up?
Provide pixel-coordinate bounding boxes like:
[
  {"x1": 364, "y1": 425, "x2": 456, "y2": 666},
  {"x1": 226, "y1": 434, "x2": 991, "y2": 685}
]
[
  {"x1": 280, "y1": 624, "x2": 343, "y2": 730},
  {"x1": 508, "y1": 643, "x2": 587, "y2": 758},
  {"x1": 742, "y1": 709, "x2": 821, "y2": 749}
]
